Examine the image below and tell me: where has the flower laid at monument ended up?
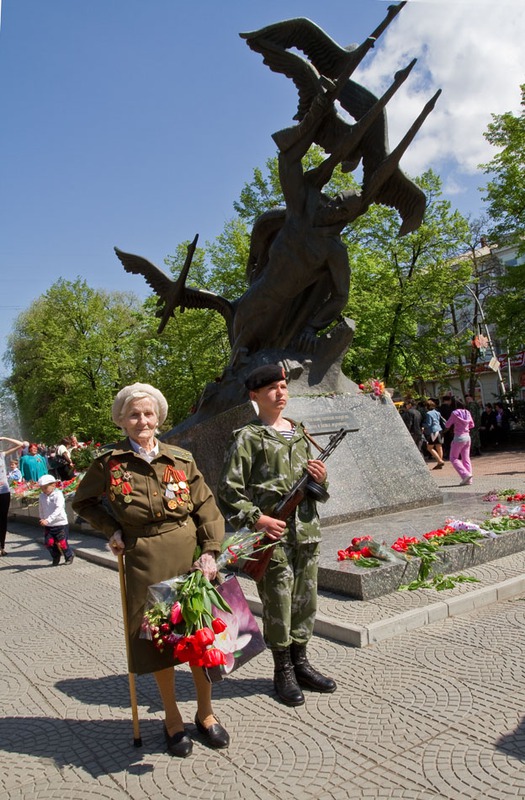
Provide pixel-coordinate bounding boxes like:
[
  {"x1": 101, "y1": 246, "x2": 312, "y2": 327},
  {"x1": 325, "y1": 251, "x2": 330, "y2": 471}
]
[
  {"x1": 358, "y1": 379, "x2": 386, "y2": 397},
  {"x1": 491, "y1": 502, "x2": 525, "y2": 519},
  {"x1": 483, "y1": 488, "x2": 525, "y2": 503},
  {"x1": 337, "y1": 535, "x2": 406, "y2": 568},
  {"x1": 10, "y1": 474, "x2": 81, "y2": 506},
  {"x1": 335, "y1": 517, "x2": 519, "y2": 590},
  {"x1": 140, "y1": 530, "x2": 269, "y2": 674}
]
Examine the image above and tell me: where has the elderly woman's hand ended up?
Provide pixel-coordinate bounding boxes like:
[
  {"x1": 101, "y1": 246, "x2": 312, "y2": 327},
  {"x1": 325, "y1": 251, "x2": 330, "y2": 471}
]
[
  {"x1": 108, "y1": 530, "x2": 125, "y2": 556},
  {"x1": 192, "y1": 552, "x2": 218, "y2": 581}
]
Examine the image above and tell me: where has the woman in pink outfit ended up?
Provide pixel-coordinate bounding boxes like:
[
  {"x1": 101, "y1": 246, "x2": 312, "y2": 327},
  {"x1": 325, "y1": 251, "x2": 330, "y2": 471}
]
[{"x1": 445, "y1": 400, "x2": 475, "y2": 485}]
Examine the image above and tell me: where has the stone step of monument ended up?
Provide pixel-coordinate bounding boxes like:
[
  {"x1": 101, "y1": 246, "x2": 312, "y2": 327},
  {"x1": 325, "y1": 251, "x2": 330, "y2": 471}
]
[{"x1": 233, "y1": 553, "x2": 525, "y2": 648}]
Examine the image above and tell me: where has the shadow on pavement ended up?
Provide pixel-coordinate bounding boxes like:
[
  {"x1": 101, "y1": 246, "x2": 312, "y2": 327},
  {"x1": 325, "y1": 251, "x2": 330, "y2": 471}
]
[
  {"x1": 494, "y1": 716, "x2": 525, "y2": 761},
  {"x1": 0, "y1": 716, "x2": 157, "y2": 777},
  {"x1": 56, "y1": 670, "x2": 275, "y2": 709}
]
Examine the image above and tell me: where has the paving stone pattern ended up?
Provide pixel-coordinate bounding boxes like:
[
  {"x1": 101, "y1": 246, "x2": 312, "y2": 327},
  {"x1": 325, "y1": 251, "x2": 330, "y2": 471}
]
[{"x1": 2, "y1": 524, "x2": 525, "y2": 798}]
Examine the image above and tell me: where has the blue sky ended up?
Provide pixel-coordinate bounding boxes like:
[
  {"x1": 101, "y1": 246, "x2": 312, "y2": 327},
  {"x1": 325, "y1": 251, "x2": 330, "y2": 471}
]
[{"x1": 1, "y1": 0, "x2": 523, "y2": 378}]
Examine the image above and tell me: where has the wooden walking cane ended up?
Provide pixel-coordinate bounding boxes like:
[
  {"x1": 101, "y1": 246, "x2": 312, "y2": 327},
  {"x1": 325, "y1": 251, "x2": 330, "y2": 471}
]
[{"x1": 117, "y1": 553, "x2": 143, "y2": 747}]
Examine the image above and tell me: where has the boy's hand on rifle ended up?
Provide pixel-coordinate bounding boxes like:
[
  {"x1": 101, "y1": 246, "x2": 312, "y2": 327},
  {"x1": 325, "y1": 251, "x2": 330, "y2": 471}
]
[
  {"x1": 255, "y1": 514, "x2": 286, "y2": 540},
  {"x1": 307, "y1": 459, "x2": 327, "y2": 484}
]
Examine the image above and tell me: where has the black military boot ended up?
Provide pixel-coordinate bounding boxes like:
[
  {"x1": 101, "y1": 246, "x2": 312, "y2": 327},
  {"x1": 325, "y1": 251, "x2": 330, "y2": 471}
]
[
  {"x1": 272, "y1": 648, "x2": 305, "y2": 706},
  {"x1": 290, "y1": 643, "x2": 337, "y2": 693}
]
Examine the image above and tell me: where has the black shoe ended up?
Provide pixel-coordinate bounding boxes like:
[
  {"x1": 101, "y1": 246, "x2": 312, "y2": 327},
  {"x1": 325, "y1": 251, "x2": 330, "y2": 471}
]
[
  {"x1": 290, "y1": 643, "x2": 337, "y2": 693},
  {"x1": 65, "y1": 556, "x2": 74, "y2": 565},
  {"x1": 194, "y1": 714, "x2": 230, "y2": 748},
  {"x1": 52, "y1": 556, "x2": 60, "y2": 566},
  {"x1": 272, "y1": 648, "x2": 305, "y2": 706},
  {"x1": 164, "y1": 725, "x2": 193, "y2": 758}
]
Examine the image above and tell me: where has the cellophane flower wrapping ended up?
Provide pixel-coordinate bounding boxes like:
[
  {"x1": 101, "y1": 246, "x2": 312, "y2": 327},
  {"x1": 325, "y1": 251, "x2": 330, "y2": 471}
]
[{"x1": 140, "y1": 529, "x2": 269, "y2": 671}]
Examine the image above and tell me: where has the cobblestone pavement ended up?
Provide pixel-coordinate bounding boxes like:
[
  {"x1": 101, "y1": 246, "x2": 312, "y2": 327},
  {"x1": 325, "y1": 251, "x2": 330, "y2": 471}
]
[{"x1": 1, "y1": 448, "x2": 525, "y2": 799}]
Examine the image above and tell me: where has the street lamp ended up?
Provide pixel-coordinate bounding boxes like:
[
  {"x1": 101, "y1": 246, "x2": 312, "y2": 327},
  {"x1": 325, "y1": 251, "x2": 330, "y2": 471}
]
[{"x1": 465, "y1": 284, "x2": 506, "y2": 398}]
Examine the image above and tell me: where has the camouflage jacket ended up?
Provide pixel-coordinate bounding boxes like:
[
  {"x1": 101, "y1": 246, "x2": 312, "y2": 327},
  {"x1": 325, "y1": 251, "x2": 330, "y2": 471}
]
[{"x1": 217, "y1": 419, "x2": 322, "y2": 545}]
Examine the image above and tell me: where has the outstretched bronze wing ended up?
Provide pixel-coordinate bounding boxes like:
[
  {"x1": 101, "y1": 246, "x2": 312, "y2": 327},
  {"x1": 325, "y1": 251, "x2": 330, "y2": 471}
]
[
  {"x1": 114, "y1": 245, "x2": 236, "y2": 340},
  {"x1": 114, "y1": 248, "x2": 174, "y2": 298},
  {"x1": 241, "y1": 18, "x2": 357, "y2": 81}
]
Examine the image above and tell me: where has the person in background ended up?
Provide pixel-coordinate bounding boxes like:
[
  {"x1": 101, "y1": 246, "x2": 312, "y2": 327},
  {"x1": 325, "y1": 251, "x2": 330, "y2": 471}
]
[
  {"x1": 72, "y1": 383, "x2": 228, "y2": 758},
  {"x1": 19, "y1": 443, "x2": 48, "y2": 482},
  {"x1": 444, "y1": 399, "x2": 475, "y2": 485},
  {"x1": 8, "y1": 459, "x2": 22, "y2": 483},
  {"x1": 38, "y1": 474, "x2": 75, "y2": 566},
  {"x1": 439, "y1": 395, "x2": 456, "y2": 459},
  {"x1": 494, "y1": 401, "x2": 512, "y2": 447},
  {"x1": 55, "y1": 437, "x2": 75, "y2": 480},
  {"x1": 0, "y1": 437, "x2": 24, "y2": 556},
  {"x1": 400, "y1": 399, "x2": 424, "y2": 451},
  {"x1": 480, "y1": 403, "x2": 498, "y2": 450},
  {"x1": 422, "y1": 399, "x2": 445, "y2": 468}
]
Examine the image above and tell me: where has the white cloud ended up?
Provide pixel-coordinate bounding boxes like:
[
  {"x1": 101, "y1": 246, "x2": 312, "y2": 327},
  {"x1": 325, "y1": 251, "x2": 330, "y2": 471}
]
[{"x1": 355, "y1": 0, "x2": 524, "y2": 178}]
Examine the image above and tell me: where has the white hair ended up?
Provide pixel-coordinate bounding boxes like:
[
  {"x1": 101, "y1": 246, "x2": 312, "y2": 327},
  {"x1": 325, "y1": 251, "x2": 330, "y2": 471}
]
[{"x1": 111, "y1": 383, "x2": 168, "y2": 429}]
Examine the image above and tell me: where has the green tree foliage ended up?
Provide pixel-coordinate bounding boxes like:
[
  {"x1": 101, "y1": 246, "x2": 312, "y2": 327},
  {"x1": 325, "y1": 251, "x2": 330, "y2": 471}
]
[
  {"x1": 479, "y1": 86, "x2": 525, "y2": 353},
  {"x1": 207, "y1": 218, "x2": 251, "y2": 300},
  {"x1": 343, "y1": 172, "x2": 471, "y2": 391},
  {"x1": 481, "y1": 84, "x2": 525, "y2": 251},
  {"x1": 4, "y1": 278, "x2": 147, "y2": 442},
  {"x1": 484, "y1": 261, "x2": 525, "y2": 353}
]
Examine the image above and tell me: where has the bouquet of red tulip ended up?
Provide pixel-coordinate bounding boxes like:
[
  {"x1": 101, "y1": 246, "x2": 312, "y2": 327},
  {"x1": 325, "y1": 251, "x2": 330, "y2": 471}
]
[{"x1": 141, "y1": 529, "x2": 271, "y2": 668}]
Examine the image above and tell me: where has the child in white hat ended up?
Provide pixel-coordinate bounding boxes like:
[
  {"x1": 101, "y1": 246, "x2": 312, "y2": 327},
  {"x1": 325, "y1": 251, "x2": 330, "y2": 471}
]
[{"x1": 38, "y1": 474, "x2": 74, "y2": 566}]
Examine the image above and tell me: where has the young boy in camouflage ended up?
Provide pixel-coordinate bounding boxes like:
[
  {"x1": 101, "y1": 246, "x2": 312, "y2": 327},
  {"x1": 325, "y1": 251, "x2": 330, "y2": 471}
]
[{"x1": 218, "y1": 364, "x2": 336, "y2": 706}]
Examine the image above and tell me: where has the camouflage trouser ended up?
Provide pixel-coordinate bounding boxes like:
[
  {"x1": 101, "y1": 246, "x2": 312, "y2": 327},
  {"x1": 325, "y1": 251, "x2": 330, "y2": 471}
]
[{"x1": 256, "y1": 539, "x2": 320, "y2": 649}]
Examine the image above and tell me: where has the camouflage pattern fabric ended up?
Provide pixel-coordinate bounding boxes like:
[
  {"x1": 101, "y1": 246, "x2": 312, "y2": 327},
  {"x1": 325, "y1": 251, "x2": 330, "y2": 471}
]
[
  {"x1": 257, "y1": 536, "x2": 320, "y2": 647},
  {"x1": 218, "y1": 419, "x2": 324, "y2": 648},
  {"x1": 218, "y1": 419, "x2": 322, "y2": 545}
]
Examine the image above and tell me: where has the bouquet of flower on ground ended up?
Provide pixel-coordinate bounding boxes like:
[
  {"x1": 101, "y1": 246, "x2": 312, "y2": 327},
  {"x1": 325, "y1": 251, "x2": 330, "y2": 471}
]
[
  {"x1": 140, "y1": 529, "x2": 271, "y2": 669},
  {"x1": 490, "y1": 502, "x2": 525, "y2": 520},
  {"x1": 483, "y1": 488, "x2": 525, "y2": 503},
  {"x1": 10, "y1": 474, "x2": 82, "y2": 506},
  {"x1": 336, "y1": 519, "x2": 500, "y2": 591}
]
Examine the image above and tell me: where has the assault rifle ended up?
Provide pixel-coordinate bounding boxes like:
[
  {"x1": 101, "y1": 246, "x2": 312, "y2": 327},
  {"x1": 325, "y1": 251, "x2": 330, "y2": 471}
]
[{"x1": 241, "y1": 427, "x2": 350, "y2": 582}]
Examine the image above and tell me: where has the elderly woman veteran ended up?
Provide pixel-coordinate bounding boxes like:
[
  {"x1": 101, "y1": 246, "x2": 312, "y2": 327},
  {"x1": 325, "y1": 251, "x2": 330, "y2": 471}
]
[{"x1": 72, "y1": 383, "x2": 228, "y2": 757}]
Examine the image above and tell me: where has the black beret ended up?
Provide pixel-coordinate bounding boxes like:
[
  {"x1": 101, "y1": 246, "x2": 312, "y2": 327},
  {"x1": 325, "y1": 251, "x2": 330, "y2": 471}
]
[{"x1": 245, "y1": 364, "x2": 287, "y2": 391}]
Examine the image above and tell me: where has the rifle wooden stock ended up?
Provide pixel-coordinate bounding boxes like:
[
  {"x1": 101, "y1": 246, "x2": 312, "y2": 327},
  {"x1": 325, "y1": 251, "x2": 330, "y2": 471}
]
[{"x1": 241, "y1": 428, "x2": 348, "y2": 582}]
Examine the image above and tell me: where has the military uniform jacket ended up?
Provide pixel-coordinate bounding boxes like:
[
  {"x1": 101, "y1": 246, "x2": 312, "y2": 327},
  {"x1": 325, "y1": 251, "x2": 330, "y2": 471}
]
[
  {"x1": 72, "y1": 438, "x2": 223, "y2": 553},
  {"x1": 218, "y1": 419, "x2": 322, "y2": 545}
]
